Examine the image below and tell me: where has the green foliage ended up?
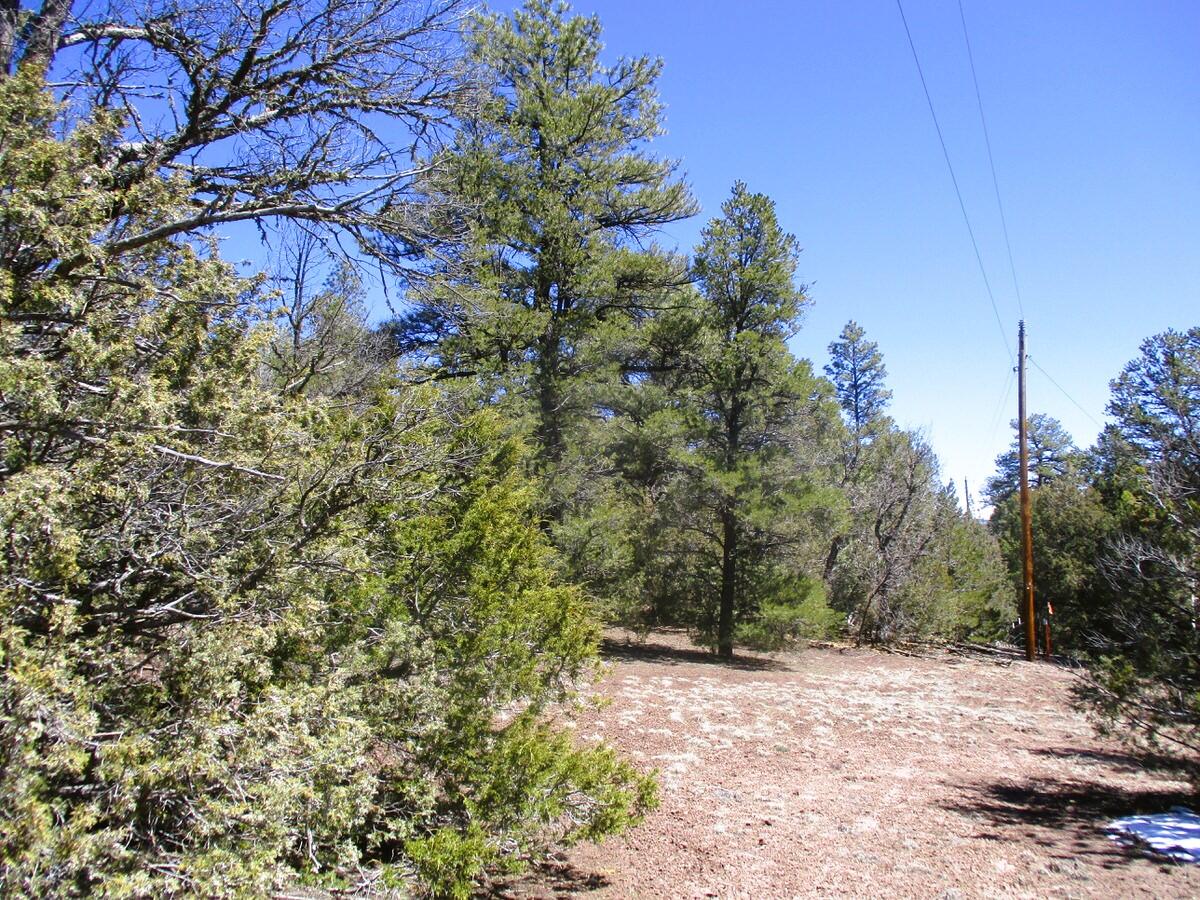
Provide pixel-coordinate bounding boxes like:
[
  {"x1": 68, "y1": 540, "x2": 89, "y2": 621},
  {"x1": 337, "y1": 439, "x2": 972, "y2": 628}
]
[
  {"x1": 1077, "y1": 328, "x2": 1200, "y2": 762},
  {"x1": 939, "y1": 513, "x2": 1015, "y2": 642},
  {"x1": 886, "y1": 491, "x2": 1011, "y2": 642},
  {"x1": 678, "y1": 182, "x2": 821, "y2": 657},
  {"x1": 392, "y1": 0, "x2": 696, "y2": 515},
  {"x1": 985, "y1": 413, "x2": 1082, "y2": 506},
  {"x1": 386, "y1": 5, "x2": 1009, "y2": 658},
  {"x1": 556, "y1": 208, "x2": 999, "y2": 653},
  {"x1": 402, "y1": 711, "x2": 656, "y2": 898},
  {"x1": 0, "y1": 6, "x2": 1053, "y2": 893},
  {"x1": 989, "y1": 476, "x2": 1115, "y2": 649},
  {"x1": 825, "y1": 320, "x2": 892, "y2": 438},
  {"x1": 826, "y1": 426, "x2": 937, "y2": 641},
  {"x1": 735, "y1": 576, "x2": 841, "y2": 650},
  {"x1": 0, "y1": 71, "x2": 654, "y2": 897},
  {"x1": 983, "y1": 328, "x2": 1200, "y2": 766},
  {"x1": 817, "y1": 316, "x2": 1008, "y2": 646}
]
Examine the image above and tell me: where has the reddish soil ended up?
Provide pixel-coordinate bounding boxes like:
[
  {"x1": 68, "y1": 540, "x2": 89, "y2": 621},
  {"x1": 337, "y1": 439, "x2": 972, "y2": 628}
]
[{"x1": 494, "y1": 630, "x2": 1200, "y2": 899}]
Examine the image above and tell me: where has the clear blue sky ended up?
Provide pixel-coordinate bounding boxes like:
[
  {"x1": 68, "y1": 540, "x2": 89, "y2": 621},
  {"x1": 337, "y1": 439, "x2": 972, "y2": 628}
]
[{"x1": 518, "y1": 0, "x2": 1198, "y2": 512}]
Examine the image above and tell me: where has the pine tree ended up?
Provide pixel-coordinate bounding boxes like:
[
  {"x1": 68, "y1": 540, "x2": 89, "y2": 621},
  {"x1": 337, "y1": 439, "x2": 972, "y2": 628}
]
[
  {"x1": 821, "y1": 321, "x2": 892, "y2": 582},
  {"x1": 984, "y1": 412, "x2": 1080, "y2": 506},
  {"x1": 688, "y1": 182, "x2": 815, "y2": 659},
  {"x1": 1082, "y1": 327, "x2": 1200, "y2": 760},
  {"x1": 392, "y1": 0, "x2": 696, "y2": 513},
  {"x1": 825, "y1": 320, "x2": 892, "y2": 438}
]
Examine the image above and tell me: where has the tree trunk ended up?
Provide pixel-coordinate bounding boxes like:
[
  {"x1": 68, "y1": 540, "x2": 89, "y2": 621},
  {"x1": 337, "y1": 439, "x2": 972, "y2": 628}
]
[
  {"x1": 535, "y1": 367, "x2": 563, "y2": 464},
  {"x1": 533, "y1": 310, "x2": 566, "y2": 521},
  {"x1": 823, "y1": 534, "x2": 844, "y2": 581},
  {"x1": 0, "y1": 0, "x2": 18, "y2": 76},
  {"x1": 717, "y1": 399, "x2": 742, "y2": 661},
  {"x1": 13, "y1": 0, "x2": 72, "y2": 78},
  {"x1": 718, "y1": 506, "x2": 736, "y2": 660}
]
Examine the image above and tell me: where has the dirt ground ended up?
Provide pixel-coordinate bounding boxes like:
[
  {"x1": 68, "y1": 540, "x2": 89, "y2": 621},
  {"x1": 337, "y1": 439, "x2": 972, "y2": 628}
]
[{"x1": 492, "y1": 630, "x2": 1200, "y2": 899}]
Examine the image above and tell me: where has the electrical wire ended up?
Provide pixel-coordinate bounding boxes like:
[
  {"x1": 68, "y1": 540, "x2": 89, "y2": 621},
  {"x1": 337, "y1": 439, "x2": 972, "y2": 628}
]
[
  {"x1": 1028, "y1": 356, "x2": 1105, "y2": 430},
  {"x1": 895, "y1": 0, "x2": 1013, "y2": 363},
  {"x1": 987, "y1": 365, "x2": 1016, "y2": 446},
  {"x1": 958, "y1": 0, "x2": 1025, "y2": 320}
]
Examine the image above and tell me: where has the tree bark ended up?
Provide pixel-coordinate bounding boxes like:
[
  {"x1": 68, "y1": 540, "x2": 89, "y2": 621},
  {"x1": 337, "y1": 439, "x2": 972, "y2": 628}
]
[
  {"x1": 0, "y1": 0, "x2": 18, "y2": 76},
  {"x1": 14, "y1": 0, "x2": 72, "y2": 78},
  {"x1": 533, "y1": 285, "x2": 567, "y2": 522},
  {"x1": 718, "y1": 505, "x2": 736, "y2": 660},
  {"x1": 717, "y1": 396, "x2": 743, "y2": 661},
  {"x1": 823, "y1": 534, "x2": 844, "y2": 581}
]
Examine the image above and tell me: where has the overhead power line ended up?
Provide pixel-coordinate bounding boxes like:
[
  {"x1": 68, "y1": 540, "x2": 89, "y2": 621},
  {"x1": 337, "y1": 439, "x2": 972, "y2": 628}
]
[
  {"x1": 987, "y1": 365, "x2": 1016, "y2": 445},
  {"x1": 1028, "y1": 356, "x2": 1105, "y2": 430},
  {"x1": 958, "y1": 0, "x2": 1025, "y2": 320},
  {"x1": 894, "y1": 0, "x2": 1013, "y2": 363}
]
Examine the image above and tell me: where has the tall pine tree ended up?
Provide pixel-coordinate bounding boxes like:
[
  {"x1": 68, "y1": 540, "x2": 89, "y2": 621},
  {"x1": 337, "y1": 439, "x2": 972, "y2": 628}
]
[
  {"x1": 822, "y1": 320, "x2": 891, "y2": 581},
  {"x1": 393, "y1": 0, "x2": 696, "y2": 515},
  {"x1": 688, "y1": 182, "x2": 817, "y2": 658},
  {"x1": 825, "y1": 320, "x2": 892, "y2": 440},
  {"x1": 984, "y1": 413, "x2": 1080, "y2": 506}
]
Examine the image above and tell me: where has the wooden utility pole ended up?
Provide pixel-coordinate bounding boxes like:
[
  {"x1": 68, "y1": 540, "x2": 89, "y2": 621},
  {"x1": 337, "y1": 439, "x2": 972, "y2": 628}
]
[
  {"x1": 963, "y1": 479, "x2": 973, "y2": 520},
  {"x1": 1017, "y1": 321, "x2": 1037, "y2": 662}
]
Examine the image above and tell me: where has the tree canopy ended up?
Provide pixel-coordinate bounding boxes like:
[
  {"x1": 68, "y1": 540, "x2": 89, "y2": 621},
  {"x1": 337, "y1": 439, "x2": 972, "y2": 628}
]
[
  {"x1": 825, "y1": 319, "x2": 892, "y2": 439},
  {"x1": 985, "y1": 412, "x2": 1080, "y2": 506},
  {"x1": 390, "y1": 0, "x2": 695, "y2": 514},
  {"x1": 0, "y1": 3, "x2": 659, "y2": 895},
  {"x1": 687, "y1": 181, "x2": 817, "y2": 658}
]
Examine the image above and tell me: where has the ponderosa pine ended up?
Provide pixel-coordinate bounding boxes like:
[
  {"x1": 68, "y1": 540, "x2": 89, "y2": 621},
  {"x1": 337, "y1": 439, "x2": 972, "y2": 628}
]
[{"x1": 391, "y1": 0, "x2": 696, "y2": 516}]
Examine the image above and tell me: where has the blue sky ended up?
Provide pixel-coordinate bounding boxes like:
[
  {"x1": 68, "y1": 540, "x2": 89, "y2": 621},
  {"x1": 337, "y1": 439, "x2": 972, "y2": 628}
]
[{"x1": 538, "y1": 0, "x2": 1198, "y2": 511}]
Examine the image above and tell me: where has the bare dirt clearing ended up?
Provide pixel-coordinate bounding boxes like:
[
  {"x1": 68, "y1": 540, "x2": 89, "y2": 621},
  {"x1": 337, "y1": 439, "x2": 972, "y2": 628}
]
[{"x1": 494, "y1": 631, "x2": 1200, "y2": 898}]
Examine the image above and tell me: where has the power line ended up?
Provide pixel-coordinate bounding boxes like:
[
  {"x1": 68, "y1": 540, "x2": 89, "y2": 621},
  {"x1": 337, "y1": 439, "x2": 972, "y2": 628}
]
[
  {"x1": 1028, "y1": 356, "x2": 1105, "y2": 431},
  {"x1": 894, "y1": 0, "x2": 1013, "y2": 363},
  {"x1": 958, "y1": 0, "x2": 1025, "y2": 320},
  {"x1": 987, "y1": 364, "x2": 1016, "y2": 446}
]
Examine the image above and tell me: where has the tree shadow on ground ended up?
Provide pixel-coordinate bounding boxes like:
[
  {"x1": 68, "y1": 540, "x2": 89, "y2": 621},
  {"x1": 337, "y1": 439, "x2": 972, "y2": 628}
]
[
  {"x1": 944, "y1": 773, "x2": 1197, "y2": 868},
  {"x1": 599, "y1": 636, "x2": 791, "y2": 671},
  {"x1": 484, "y1": 855, "x2": 610, "y2": 897},
  {"x1": 1029, "y1": 745, "x2": 1197, "y2": 778}
]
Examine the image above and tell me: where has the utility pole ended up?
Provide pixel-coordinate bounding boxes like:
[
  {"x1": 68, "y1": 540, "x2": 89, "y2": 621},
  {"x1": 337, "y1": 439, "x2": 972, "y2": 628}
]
[
  {"x1": 963, "y1": 479, "x2": 973, "y2": 520},
  {"x1": 1017, "y1": 321, "x2": 1037, "y2": 662}
]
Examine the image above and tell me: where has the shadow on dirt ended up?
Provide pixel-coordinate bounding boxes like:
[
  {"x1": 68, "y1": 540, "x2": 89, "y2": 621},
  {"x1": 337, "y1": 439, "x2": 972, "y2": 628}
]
[
  {"x1": 1028, "y1": 745, "x2": 1198, "y2": 779},
  {"x1": 485, "y1": 856, "x2": 610, "y2": 897},
  {"x1": 945, "y1": 773, "x2": 1197, "y2": 867},
  {"x1": 599, "y1": 636, "x2": 791, "y2": 671}
]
